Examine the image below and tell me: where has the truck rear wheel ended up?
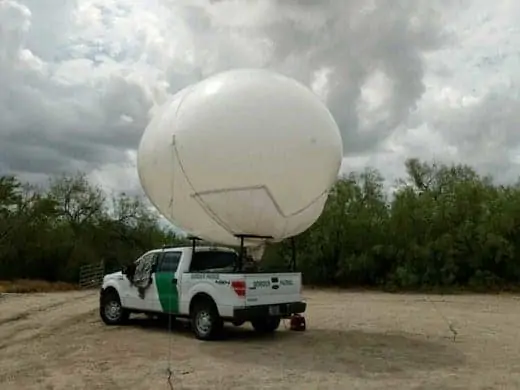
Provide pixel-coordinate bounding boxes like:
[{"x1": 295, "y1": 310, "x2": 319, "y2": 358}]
[
  {"x1": 100, "y1": 290, "x2": 129, "y2": 325},
  {"x1": 191, "y1": 299, "x2": 223, "y2": 341},
  {"x1": 251, "y1": 316, "x2": 281, "y2": 333}
]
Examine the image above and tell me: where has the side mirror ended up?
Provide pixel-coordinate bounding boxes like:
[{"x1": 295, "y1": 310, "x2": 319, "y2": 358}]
[{"x1": 122, "y1": 266, "x2": 128, "y2": 275}]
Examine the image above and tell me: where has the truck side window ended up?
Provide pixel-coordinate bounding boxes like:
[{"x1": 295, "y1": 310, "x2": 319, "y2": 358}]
[
  {"x1": 189, "y1": 251, "x2": 237, "y2": 272},
  {"x1": 157, "y1": 251, "x2": 181, "y2": 273}
]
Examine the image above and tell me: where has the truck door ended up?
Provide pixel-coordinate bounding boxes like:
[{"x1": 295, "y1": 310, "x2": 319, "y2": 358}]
[
  {"x1": 124, "y1": 252, "x2": 157, "y2": 310},
  {"x1": 153, "y1": 251, "x2": 182, "y2": 314}
]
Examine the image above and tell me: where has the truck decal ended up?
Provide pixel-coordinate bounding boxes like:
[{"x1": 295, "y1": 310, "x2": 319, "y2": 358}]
[
  {"x1": 252, "y1": 280, "x2": 271, "y2": 288},
  {"x1": 155, "y1": 272, "x2": 179, "y2": 314},
  {"x1": 190, "y1": 273, "x2": 221, "y2": 280}
]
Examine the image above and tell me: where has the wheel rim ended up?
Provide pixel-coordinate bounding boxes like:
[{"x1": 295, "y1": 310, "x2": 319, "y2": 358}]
[
  {"x1": 104, "y1": 300, "x2": 122, "y2": 321},
  {"x1": 195, "y1": 310, "x2": 212, "y2": 335}
]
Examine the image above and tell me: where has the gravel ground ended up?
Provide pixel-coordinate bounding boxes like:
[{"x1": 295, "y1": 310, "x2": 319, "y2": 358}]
[{"x1": 0, "y1": 289, "x2": 519, "y2": 389}]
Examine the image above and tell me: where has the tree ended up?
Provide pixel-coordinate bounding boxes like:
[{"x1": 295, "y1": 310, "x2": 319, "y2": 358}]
[
  {"x1": 0, "y1": 173, "x2": 180, "y2": 283},
  {"x1": 3, "y1": 157, "x2": 520, "y2": 292}
]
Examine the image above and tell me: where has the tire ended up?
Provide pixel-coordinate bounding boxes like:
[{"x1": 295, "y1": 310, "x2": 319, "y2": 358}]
[
  {"x1": 251, "y1": 316, "x2": 281, "y2": 333},
  {"x1": 100, "y1": 290, "x2": 129, "y2": 325},
  {"x1": 190, "y1": 299, "x2": 223, "y2": 341}
]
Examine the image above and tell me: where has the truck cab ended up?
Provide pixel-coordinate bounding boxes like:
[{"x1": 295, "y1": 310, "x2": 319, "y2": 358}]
[{"x1": 99, "y1": 245, "x2": 306, "y2": 340}]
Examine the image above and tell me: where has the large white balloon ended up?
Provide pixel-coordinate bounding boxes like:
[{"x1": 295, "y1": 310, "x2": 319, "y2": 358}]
[{"x1": 137, "y1": 69, "x2": 343, "y2": 247}]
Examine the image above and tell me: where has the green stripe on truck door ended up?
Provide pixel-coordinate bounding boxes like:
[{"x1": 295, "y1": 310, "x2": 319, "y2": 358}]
[{"x1": 155, "y1": 271, "x2": 179, "y2": 314}]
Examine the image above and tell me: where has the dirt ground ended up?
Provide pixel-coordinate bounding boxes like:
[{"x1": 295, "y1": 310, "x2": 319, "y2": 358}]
[{"x1": 0, "y1": 290, "x2": 519, "y2": 390}]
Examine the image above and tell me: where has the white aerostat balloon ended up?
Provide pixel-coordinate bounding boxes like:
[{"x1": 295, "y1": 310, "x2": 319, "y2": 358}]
[{"x1": 137, "y1": 69, "x2": 343, "y2": 248}]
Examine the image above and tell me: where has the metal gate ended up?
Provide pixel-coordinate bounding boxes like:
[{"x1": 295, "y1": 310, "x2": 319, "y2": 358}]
[{"x1": 79, "y1": 261, "x2": 105, "y2": 289}]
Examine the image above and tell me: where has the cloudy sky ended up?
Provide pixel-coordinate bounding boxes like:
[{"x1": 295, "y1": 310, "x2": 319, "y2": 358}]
[{"x1": 1, "y1": 0, "x2": 520, "y2": 197}]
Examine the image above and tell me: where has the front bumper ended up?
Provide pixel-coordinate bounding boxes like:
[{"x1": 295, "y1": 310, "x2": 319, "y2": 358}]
[{"x1": 233, "y1": 301, "x2": 306, "y2": 320}]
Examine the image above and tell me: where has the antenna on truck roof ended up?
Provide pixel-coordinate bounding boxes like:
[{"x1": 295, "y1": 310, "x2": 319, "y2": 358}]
[
  {"x1": 290, "y1": 237, "x2": 297, "y2": 272},
  {"x1": 188, "y1": 235, "x2": 202, "y2": 254}
]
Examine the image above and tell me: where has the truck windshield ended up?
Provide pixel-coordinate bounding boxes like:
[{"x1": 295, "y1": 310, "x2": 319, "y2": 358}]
[{"x1": 190, "y1": 250, "x2": 238, "y2": 273}]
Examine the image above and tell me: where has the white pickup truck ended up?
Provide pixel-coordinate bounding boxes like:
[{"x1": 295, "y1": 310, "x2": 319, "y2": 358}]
[{"x1": 99, "y1": 245, "x2": 306, "y2": 340}]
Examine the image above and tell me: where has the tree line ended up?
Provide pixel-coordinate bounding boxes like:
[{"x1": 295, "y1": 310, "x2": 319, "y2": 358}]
[
  {"x1": 0, "y1": 173, "x2": 184, "y2": 283},
  {"x1": 2, "y1": 158, "x2": 520, "y2": 291},
  {"x1": 264, "y1": 158, "x2": 520, "y2": 291}
]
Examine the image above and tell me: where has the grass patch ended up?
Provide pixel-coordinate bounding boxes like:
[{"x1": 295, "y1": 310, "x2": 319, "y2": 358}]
[{"x1": 0, "y1": 279, "x2": 79, "y2": 294}]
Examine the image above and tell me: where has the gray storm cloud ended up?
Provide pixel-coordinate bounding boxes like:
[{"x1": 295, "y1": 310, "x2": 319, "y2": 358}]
[
  {"x1": 170, "y1": 0, "x2": 446, "y2": 154},
  {"x1": 0, "y1": 0, "x2": 445, "y2": 178},
  {"x1": 264, "y1": 0, "x2": 444, "y2": 154},
  {"x1": 1, "y1": 0, "x2": 519, "y2": 191}
]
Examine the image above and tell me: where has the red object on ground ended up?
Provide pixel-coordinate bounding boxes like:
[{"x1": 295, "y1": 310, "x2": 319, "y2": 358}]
[{"x1": 290, "y1": 314, "x2": 306, "y2": 331}]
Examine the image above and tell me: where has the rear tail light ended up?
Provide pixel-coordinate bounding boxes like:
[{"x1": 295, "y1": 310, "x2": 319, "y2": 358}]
[{"x1": 231, "y1": 280, "x2": 246, "y2": 297}]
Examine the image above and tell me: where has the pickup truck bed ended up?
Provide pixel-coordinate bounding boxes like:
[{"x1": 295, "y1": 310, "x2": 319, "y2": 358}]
[{"x1": 99, "y1": 246, "x2": 306, "y2": 340}]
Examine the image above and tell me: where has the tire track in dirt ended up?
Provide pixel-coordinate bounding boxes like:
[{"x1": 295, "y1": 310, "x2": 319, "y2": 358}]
[
  {"x1": 0, "y1": 300, "x2": 76, "y2": 326},
  {"x1": 0, "y1": 291, "x2": 99, "y2": 350},
  {"x1": 0, "y1": 291, "x2": 102, "y2": 387},
  {"x1": 0, "y1": 291, "x2": 96, "y2": 325},
  {"x1": 0, "y1": 311, "x2": 104, "y2": 387}
]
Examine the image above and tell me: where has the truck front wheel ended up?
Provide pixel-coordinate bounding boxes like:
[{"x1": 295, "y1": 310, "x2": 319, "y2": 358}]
[
  {"x1": 251, "y1": 316, "x2": 281, "y2": 333},
  {"x1": 100, "y1": 290, "x2": 129, "y2": 325},
  {"x1": 191, "y1": 299, "x2": 223, "y2": 341}
]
